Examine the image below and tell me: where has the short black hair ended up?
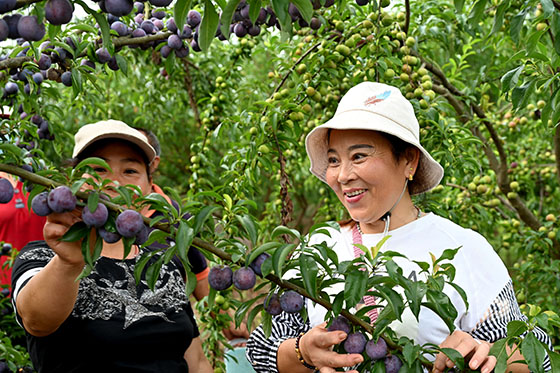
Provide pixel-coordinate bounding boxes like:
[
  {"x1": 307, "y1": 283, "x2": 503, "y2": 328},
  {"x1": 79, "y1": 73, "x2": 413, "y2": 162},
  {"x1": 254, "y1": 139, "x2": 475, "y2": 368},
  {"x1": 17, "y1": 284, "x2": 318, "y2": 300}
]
[{"x1": 132, "y1": 126, "x2": 161, "y2": 157}]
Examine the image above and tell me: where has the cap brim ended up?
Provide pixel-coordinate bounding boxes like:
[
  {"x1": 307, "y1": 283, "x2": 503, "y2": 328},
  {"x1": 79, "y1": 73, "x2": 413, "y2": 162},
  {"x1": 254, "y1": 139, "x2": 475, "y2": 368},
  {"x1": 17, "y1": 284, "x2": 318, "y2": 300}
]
[
  {"x1": 73, "y1": 132, "x2": 156, "y2": 163},
  {"x1": 305, "y1": 110, "x2": 443, "y2": 195}
]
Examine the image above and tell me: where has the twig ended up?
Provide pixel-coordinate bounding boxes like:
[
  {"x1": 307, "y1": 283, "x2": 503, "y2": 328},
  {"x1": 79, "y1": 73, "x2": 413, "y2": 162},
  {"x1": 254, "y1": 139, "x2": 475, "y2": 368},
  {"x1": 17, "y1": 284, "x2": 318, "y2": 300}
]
[{"x1": 404, "y1": 0, "x2": 410, "y2": 35}]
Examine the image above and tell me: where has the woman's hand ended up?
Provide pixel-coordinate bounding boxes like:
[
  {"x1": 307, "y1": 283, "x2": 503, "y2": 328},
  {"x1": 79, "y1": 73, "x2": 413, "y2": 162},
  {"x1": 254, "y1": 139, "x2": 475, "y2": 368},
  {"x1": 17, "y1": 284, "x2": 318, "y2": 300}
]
[
  {"x1": 43, "y1": 210, "x2": 86, "y2": 267},
  {"x1": 433, "y1": 330, "x2": 496, "y2": 373},
  {"x1": 298, "y1": 323, "x2": 364, "y2": 373}
]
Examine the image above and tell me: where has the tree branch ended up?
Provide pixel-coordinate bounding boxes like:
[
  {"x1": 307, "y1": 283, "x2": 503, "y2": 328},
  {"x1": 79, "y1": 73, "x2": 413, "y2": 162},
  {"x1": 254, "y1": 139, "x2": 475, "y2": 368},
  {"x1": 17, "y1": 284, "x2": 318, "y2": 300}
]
[{"x1": 404, "y1": 0, "x2": 410, "y2": 35}]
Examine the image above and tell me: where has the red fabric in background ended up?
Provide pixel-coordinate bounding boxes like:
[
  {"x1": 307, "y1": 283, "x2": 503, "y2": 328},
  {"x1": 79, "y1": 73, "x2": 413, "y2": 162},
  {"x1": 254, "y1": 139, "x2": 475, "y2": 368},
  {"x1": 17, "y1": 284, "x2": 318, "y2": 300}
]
[{"x1": 0, "y1": 180, "x2": 46, "y2": 287}]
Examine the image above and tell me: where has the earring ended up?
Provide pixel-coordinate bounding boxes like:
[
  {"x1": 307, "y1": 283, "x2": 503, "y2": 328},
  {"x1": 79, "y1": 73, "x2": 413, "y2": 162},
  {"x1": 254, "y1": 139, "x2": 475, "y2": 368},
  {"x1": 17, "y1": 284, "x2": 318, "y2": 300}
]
[{"x1": 408, "y1": 167, "x2": 414, "y2": 181}]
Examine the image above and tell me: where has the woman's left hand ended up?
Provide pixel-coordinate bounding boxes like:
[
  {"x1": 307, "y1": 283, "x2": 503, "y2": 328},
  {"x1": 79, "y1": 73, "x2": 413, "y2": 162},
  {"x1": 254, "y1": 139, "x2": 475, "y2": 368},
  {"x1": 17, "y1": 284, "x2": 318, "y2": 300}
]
[{"x1": 432, "y1": 330, "x2": 496, "y2": 373}]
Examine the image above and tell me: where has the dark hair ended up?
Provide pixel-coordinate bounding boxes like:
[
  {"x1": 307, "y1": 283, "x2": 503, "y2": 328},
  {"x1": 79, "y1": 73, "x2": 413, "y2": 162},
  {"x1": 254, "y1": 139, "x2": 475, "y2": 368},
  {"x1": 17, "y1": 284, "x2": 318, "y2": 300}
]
[
  {"x1": 70, "y1": 138, "x2": 151, "y2": 180},
  {"x1": 132, "y1": 126, "x2": 161, "y2": 157},
  {"x1": 326, "y1": 129, "x2": 416, "y2": 229}
]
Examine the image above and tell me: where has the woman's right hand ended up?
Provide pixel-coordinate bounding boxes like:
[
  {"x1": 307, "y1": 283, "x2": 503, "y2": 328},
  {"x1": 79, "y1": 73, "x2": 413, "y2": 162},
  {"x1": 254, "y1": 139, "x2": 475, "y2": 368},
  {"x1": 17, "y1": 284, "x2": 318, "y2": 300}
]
[
  {"x1": 43, "y1": 210, "x2": 86, "y2": 267},
  {"x1": 298, "y1": 323, "x2": 364, "y2": 373}
]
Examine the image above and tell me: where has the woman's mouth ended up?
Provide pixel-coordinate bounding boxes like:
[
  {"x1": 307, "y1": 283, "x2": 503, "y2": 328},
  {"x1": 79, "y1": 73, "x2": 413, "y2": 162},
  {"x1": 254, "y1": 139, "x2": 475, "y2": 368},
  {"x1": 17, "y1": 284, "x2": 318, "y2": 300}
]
[{"x1": 344, "y1": 189, "x2": 367, "y2": 203}]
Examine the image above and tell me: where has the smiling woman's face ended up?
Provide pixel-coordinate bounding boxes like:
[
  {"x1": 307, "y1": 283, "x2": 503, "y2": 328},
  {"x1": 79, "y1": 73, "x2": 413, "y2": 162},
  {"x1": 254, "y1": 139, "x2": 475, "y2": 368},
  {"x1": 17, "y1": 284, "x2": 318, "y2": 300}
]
[
  {"x1": 325, "y1": 129, "x2": 412, "y2": 225},
  {"x1": 85, "y1": 140, "x2": 151, "y2": 197}
]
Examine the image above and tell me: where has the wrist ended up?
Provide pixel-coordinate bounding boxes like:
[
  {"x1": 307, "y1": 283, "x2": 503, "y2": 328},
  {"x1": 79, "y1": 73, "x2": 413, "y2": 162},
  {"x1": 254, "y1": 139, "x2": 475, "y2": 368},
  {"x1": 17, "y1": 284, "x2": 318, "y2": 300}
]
[{"x1": 295, "y1": 332, "x2": 316, "y2": 371}]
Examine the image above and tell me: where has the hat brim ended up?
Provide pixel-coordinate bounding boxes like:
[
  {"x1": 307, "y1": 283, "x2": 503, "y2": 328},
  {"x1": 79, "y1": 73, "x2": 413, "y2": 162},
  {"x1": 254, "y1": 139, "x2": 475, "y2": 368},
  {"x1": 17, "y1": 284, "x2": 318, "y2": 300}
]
[
  {"x1": 73, "y1": 132, "x2": 156, "y2": 163},
  {"x1": 305, "y1": 110, "x2": 443, "y2": 195}
]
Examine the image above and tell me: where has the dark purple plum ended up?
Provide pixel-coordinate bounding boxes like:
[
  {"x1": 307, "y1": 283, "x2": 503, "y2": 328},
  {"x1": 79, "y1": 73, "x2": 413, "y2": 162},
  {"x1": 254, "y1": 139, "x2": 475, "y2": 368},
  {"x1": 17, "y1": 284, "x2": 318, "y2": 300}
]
[
  {"x1": 134, "y1": 224, "x2": 148, "y2": 245},
  {"x1": 256, "y1": 8, "x2": 267, "y2": 24},
  {"x1": 174, "y1": 46, "x2": 189, "y2": 58},
  {"x1": 0, "y1": 19, "x2": 8, "y2": 41},
  {"x1": 1, "y1": 243, "x2": 11, "y2": 255},
  {"x1": 47, "y1": 186, "x2": 77, "y2": 213},
  {"x1": 327, "y1": 315, "x2": 351, "y2": 334},
  {"x1": 310, "y1": 17, "x2": 321, "y2": 30},
  {"x1": 133, "y1": 1, "x2": 143, "y2": 13},
  {"x1": 152, "y1": 10, "x2": 166, "y2": 19},
  {"x1": 3, "y1": 14, "x2": 21, "y2": 39},
  {"x1": 31, "y1": 191, "x2": 51, "y2": 216},
  {"x1": 51, "y1": 47, "x2": 67, "y2": 63},
  {"x1": 0, "y1": 0, "x2": 16, "y2": 13},
  {"x1": 280, "y1": 290, "x2": 304, "y2": 313},
  {"x1": 208, "y1": 265, "x2": 233, "y2": 290},
  {"x1": 233, "y1": 267, "x2": 256, "y2": 290},
  {"x1": 263, "y1": 293, "x2": 282, "y2": 315},
  {"x1": 32, "y1": 72, "x2": 43, "y2": 84},
  {"x1": 190, "y1": 39, "x2": 201, "y2": 52},
  {"x1": 133, "y1": 13, "x2": 144, "y2": 25},
  {"x1": 166, "y1": 18, "x2": 177, "y2": 32},
  {"x1": 61, "y1": 71, "x2": 72, "y2": 86},
  {"x1": 248, "y1": 25, "x2": 260, "y2": 36},
  {"x1": 0, "y1": 178, "x2": 14, "y2": 203},
  {"x1": 140, "y1": 20, "x2": 155, "y2": 34},
  {"x1": 178, "y1": 25, "x2": 192, "y2": 39},
  {"x1": 160, "y1": 45, "x2": 171, "y2": 58},
  {"x1": 45, "y1": 0, "x2": 74, "y2": 25},
  {"x1": 110, "y1": 20, "x2": 128, "y2": 36},
  {"x1": 167, "y1": 34, "x2": 182, "y2": 50},
  {"x1": 37, "y1": 120, "x2": 50, "y2": 139},
  {"x1": 384, "y1": 355, "x2": 403, "y2": 373},
  {"x1": 355, "y1": 0, "x2": 368, "y2": 5},
  {"x1": 17, "y1": 15, "x2": 45, "y2": 41},
  {"x1": 107, "y1": 56, "x2": 119, "y2": 71},
  {"x1": 80, "y1": 59, "x2": 96, "y2": 71},
  {"x1": 233, "y1": 23, "x2": 247, "y2": 37},
  {"x1": 115, "y1": 209, "x2": 144, "y2": 238},
  {"x1": 365, "y1": 338, "x2": 387, "y2": 360},
  {"x1": 152, "y1": 18, "x2": 163, "y2": 30},
  {"x1": 131, "y1": 28, "x2": 146, "y2": 38},
  {"x1": 99, "y1": 227, "x2": 121, "y2": 243},
  {"x1": 249, "y1": 252, "x2": 270, "y2": 276},
  {"x1": 288, "y1": 3, "x2": 300, "y2": 21},
  {"x1": 344, "y1": 332, "x2": 366, "y2": 354},
  {"x1": 82, "y1": 202, "x2": 109, "y2": 228},
  {"x1": 95, "y1": 47, "x2": 111, "y2": 63},
  {"x1": 187, "y1": 10, "x2": 201, "y2": 27},
  {"x1": 149, "y1": 0, "x2": 172, "y2": 6},
  {"x1": 105, "y1": 0, "x2": 133, "y2": 17},
  {"x1": 4, "y1": 82, "x2": 18, "y2": 95}
]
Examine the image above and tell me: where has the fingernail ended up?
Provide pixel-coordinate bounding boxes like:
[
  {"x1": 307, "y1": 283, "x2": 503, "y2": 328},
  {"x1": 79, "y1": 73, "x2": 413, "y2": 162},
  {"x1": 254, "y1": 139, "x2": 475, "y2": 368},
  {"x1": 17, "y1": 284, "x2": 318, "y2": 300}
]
[
  {"x1": 353, "y1": 357, "x2": 362, "y2": 364},
  {"x1": 471, "y1": 360, "x2": 479, "y2": 368},
  {"x1": 481, "y1": 368, "x2": 489, "y2": 373},
  {"x1": 339, "y1": 332, "x2": 347, "y2": 339}
]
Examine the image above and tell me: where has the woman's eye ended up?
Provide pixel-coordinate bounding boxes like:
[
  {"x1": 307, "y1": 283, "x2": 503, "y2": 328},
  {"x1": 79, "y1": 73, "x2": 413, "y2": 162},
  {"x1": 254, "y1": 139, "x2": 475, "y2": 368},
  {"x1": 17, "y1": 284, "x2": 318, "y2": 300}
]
[
  {"x1": 327, "y1": 157, "x2": 339, "y2": 165},
  {"x1": 125, "y1": 169, "x2": 139, "y2": 174},
  {"x1": 93, "y1": 167, "x2": 106, "y2": 173},
  {"x1": 352, "y1": 153, "x2": 366, "y2": 161}
]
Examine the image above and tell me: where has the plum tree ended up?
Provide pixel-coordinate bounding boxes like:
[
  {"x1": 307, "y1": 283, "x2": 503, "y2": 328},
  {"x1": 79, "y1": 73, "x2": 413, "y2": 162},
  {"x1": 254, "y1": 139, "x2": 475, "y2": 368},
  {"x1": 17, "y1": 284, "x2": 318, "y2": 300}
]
[
  {"x1": 45, "y1": 0, "x2": 74, "y2": 26},
  {"x1": 95, "y1": 48, "x2": 112, "y2": 64},
  {"x1": 187, "y1": 10, "x2": 201, "y2": 28},
  {"x1": 82, "y1": 203, "x2": 109, "y2": 228},
  {"x1": 167, "y1": 34, "x2": 183, "y2": 50},
  {"x1": 47, "y1": 186, "x2": 77, "y2": 213},
  {"x1": 61, "y1": 71, "x2": 72, "y2": 87},
  {"x1": 134, "y1": 225, "x2": 149, "y2": 245},
  {"x1": 279, "y1": 290, "x2": 304, "y2": 313},
  {"x1": 16, "y1": 16, "x2": 45, "y2": 41},
  {"x1": 208, "y1": 265, "x2": 233, "y2": 290},
  {"x1": 232, "y1": 267, "x2": 256, "y2": 290},
  {"x1": 263, "y1": 293, "x2": 282, "y2": 315},
  {"x1": 365, "y1": 338, "x2": 387, "y2": 360},
  {"x1": 343, "y1": 332, "x2": 366, "y2": 354},
  {"x1": 31, "y1": 191, "x2": 52, "y2": 216},
  {"x1": 249, "y1": 252, "x2": 270, "y2": 276},
  {"x1": 115, "y1": 209, "x2": 144, "y2": 238},
  {"x1": 105, "y1": 0, "x2": 134, "y2": 17}
]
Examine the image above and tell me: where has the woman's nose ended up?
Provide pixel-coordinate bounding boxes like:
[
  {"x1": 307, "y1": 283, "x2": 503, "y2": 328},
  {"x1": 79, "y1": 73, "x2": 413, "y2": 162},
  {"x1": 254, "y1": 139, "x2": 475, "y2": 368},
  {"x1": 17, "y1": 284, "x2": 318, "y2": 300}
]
[{"x1": 337, "y1": 161, "x2": 355, "y2": 184}]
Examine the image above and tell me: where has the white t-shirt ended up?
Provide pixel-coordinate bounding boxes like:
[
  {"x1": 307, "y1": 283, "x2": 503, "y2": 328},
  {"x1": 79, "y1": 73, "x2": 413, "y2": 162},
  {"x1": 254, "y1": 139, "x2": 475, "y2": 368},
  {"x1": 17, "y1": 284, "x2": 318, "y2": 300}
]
[{"x1": 304, "y1": 212, "x2": 510, "y2": 347}]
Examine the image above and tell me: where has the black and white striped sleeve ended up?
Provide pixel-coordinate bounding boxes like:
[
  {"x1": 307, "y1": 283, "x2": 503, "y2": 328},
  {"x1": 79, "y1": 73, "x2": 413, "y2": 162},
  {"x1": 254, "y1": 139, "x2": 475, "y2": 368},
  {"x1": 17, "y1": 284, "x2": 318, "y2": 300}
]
[
  {"x1": 246, "y1": 311, "x2": 311, "y2": 373},
  {"x1": 469, "y1": 280, "x2": 553, "y2": 371}
]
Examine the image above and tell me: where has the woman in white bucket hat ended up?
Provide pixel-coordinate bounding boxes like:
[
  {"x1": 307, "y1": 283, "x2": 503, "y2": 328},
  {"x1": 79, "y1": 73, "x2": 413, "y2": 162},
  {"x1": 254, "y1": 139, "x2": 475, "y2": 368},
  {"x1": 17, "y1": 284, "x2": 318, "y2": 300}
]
[{"x1": 247, "y1": 83, "x2": 552, "y2": 373}]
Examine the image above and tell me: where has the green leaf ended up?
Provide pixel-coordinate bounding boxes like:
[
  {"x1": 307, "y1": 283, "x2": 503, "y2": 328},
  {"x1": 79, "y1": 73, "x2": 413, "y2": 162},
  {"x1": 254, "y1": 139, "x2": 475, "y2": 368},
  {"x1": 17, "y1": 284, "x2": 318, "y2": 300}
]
[
  {"x1": 271, "y1": 225, "x2": 301, "y2": 241},
  {"x1": 299, "y1": 255, "x2": 318, "y2": 298},
  {"x1": 489, "y1": 338, "x2": 509, "y2": 373},
  {"x1": 491, "y1": 2, "x2": 507, "y2": 35},
  {"x1": 271, "y1": 0, "x2": 291, "y2": 33},
  {"x1": 540, "y1": 0, "x2": 554, "y2": 17},
  {"x1": 146, "y1": 255, "x2": 164, "y2": 290},
  {"x1": 134, "y1": 251, "x2": 157, "y2": 284},
  {"x1": 115, "y1": 54, "x2": 128, "y2": 76},
  {"x1": 512, "y1": 80, "x2": 534, "y2": 109},
  {"x1": 176, "y1": 221, "x2": 194, "y2": 264},
  {"x1": 521, "y1": 332, "x2": 546, "y2": 373},
  {"x1": 174, "y1": 0, "x2": 193, "y2": 33},
  {"x1": 235, "y1": 214, "x2": 258, "y2": 246},
  {"x1": 247, "y1": 242, "x2": 280, "y2": 267},
  {"x1": 549, "y1": 351, "x2": 560, "y2": 372},
  {"x1": 193, "y1": 205, "x2": 219, "y2": 235},
  {"x1": 271, "y1": 243, "x2": 296, "y2": 277},
  {"x1": 510, "y1": 9, "x2": 528, "y2": 44},
  {"x1": 291, "y1": 0, "x2": 313, "y2": 23},
  {"x1": 433, "y1": 247, "x2": 460, "y2": 265},
  {"x1": 61, "y1": 222, "x2": 89, "y2": 242},
  {"x1": 220, "y1": 0, "x2": 242, "y2": 38},
  {"x1": 185, "y1": 268, "x2": 197, "y2": 297},
  {"x1": 453, "y1": 0, "x2": 465, "y2": 12},
  {"x1": 468, "y1": 0, "x2": 487, "y2": 25},
  {"x1": 75, "y1": 0, "x2": 113, "y2": 53},
  {"x1": 87, "y1": 193, "x2": 99, "y2": 214},
  {"x1": 199, "y1": 0, "x2": 220, "y2": 53},
  {"x1": 440, "y1": 348, "x2": 465, "y2": 370},
  {"x1": 507, "y1": 320, "x2": 528, "y2": 337},
  {"x1": 247, "y1": 0, "x2": 262, "y2": 24},
  {"x1": 75, "y1": 157, "x2": 112, "y2": 173},
  {"x1": 344, "y1": 267, "x2": 368, "y2": 308},
  {"x1": 501, "y1": 65, "x2": 524, "y2": 93}
]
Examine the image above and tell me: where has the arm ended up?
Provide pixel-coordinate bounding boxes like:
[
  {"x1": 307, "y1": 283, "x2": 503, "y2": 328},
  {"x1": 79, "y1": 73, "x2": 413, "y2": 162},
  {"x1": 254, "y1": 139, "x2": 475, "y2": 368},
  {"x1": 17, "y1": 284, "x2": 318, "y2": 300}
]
[
  {"x1": 15, "y1": 211, "x2": 85, "y2": 336},
  {"x1": 184, "y1": 337, "x2": 213, "y2": 373}
]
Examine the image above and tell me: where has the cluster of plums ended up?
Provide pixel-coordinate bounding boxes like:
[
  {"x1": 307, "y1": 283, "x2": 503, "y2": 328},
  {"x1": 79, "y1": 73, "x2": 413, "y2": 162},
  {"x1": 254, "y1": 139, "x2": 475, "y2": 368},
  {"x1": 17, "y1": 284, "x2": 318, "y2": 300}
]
[{"x1": 29, "y1": 185, "x2": 148, "y2": 245}]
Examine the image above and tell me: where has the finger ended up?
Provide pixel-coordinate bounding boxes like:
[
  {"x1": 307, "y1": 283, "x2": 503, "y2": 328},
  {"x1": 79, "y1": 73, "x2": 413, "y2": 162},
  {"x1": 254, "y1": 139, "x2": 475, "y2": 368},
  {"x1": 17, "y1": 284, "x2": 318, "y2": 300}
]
[
  {"x1": 468, "y1": 341, "x2": 491, "y2": 370},
  {"x1": 43, "y1": 221, "x2": 71, "y2": 242},
  {"x1": 477, "y1": 354, "x2": 497, "y2": 373},
  {"x1": 432, "y1": 351, "x2": 449, "y2": 373},
  {"x1": 318, "y1": 351, "x2": 363, "y2": 369},
  {"x1": 444, "y1": 337, "x2": 480, "y2": 368}
]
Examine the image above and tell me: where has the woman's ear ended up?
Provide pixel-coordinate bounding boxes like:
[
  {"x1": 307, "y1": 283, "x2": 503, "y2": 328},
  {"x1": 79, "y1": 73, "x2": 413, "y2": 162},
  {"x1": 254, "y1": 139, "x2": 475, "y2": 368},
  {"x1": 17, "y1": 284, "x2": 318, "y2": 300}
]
[
  {"x1": 149, "y1": 156, "x2": 160, "y2": 175},
  {"x1": 404, "y1": 147, "x2": 420, "y2": 177}
]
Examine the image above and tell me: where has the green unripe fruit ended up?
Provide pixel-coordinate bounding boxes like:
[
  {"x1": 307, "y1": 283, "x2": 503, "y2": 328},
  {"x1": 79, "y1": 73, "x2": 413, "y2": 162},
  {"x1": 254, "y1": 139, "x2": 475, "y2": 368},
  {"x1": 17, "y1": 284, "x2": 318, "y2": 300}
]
[
  {"x1": 215, "y1": 294, "x2": 226, "y2": 305},
  {"x1": 425, "y1": 90, "x2": 436, "y2": 100},
  {"x1": 306, "y1": 87, "x2": 316, "y2": 97},
  {"x1": 422, "y1": 81, "x2": 432, "y2": 90},
  {"x1": 381, "y1": 13, "x2": 393, "y2": 26},
  {"x1": 313, "y1": 92, "x2": 322, "y2": 102},
  {"x1": 548, "y1": 231, "x2": 556, "y2": 239},
  {"x1": 335, "y1": 44, "x2": 351, "y2": 56},
  {"x1": 405, "y1": 36, "x2": 416, "y2": 47},
  {"x1": 414, "y1": 87, "x2": 423, "y2": 97},
  {"x1": 419, "y1": 99, "x2": 429, "y2": 109},
  {"x1": 536, "y1": 22, "x2": 547, "y2": 31},
  {"x1": 468, "y1": 182, "x2": 477, "y2": 191},
  {"x1": 363, "y1": 20, "x2": 373, "y2": 29},
  {"x1": 418, "y1": 67, "x2": 428, "y2": 76},
  {"x1": 336, "y1": 21, "x2": 345, "y2": 32},
  {"x1": 258, "y1": 144, "x2": 270, "y2": 153},
  {"x1": 481, "y1": 175, "x2": 492, "y2": 184},
  {"x1": 400, "y1": 73, "x2": 410, "y2": 82},
  {"x1": 302, "y1": 104, "x2": 312, "y2": 113},
  {"x1": 537, "y1": 100, "x2": 546, "y2": 109},
  {"x1": 396, "y1": 31, "x2": 406, "y2": 41},
  {"x1": 384, "y1": 68, "x2": 395, "y2": 79},
  {"x1": 380, "y1": 0, "x2": 390, "y2": 7},
  {"x1": 507, "y1": 192, "x2": 518, "y2": 199},
  {"x1": 510, "y1": 181, "x2": 520, "y2": 191},
  {"x1": 295, "y1": 63, "x2": 307, "y2": 74},
  {"x1": 476, "y1": 185, "x2": 488, "y2": 194},
  {"x1": 249, "y1": 127, "x2": 258, "y2": 135}
]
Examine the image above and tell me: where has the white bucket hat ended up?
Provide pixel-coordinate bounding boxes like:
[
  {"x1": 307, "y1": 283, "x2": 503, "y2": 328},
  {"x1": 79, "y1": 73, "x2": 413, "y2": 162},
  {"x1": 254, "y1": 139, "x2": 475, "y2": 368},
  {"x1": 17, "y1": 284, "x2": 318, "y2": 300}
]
[
  {"x1": 305, "y1": 82, "x2": 443, "y2": 195},
  {"x1": 73, "y1": 119, "x2": 156, "y2": 163}
]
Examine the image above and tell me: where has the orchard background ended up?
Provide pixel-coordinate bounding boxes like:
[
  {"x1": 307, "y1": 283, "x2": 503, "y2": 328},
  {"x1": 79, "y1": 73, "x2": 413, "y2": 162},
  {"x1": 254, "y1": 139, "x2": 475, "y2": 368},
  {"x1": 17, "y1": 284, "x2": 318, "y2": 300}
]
[{"x1": 0, "y1": 0, "x2": 560, "y2": 371}]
